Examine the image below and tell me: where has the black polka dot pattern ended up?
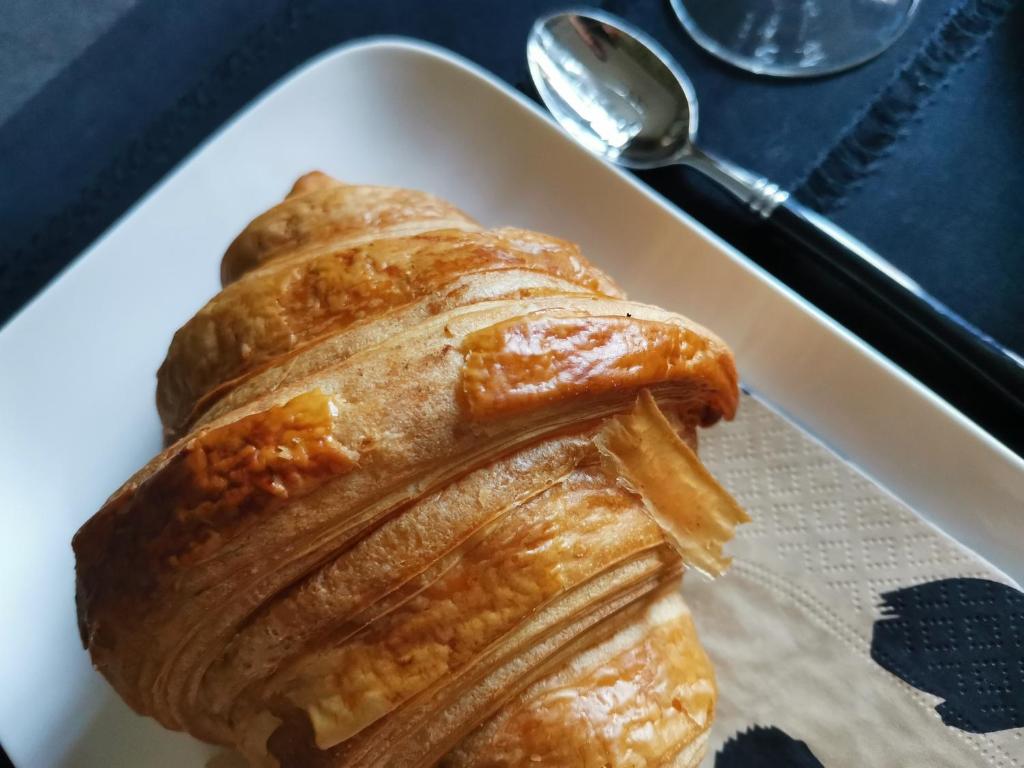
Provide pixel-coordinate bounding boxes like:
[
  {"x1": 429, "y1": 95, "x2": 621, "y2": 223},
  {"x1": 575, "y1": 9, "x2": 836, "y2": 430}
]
[
  {"x1": 870, "y1": 577, "x2": 1024, "y2": 733},
  {"x1": 715, "y1": 725, "x2": 824, "y2": 767}
]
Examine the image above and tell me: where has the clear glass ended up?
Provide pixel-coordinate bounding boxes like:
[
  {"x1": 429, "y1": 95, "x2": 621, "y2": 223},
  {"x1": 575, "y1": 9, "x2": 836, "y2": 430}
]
[{"x1": 671, "y1": 0, "x2": 919, "y2": 78}]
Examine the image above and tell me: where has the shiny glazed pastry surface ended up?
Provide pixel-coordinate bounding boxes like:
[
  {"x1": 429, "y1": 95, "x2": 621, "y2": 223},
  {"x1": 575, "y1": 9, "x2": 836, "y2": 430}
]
[{"x1": 73, "y1": 173, "x2": 747, "y2": 767}]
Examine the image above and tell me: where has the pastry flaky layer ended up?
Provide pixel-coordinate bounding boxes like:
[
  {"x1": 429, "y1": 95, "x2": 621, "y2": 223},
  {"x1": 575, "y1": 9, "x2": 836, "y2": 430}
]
[{"x1": 73, "y1": 172, "x2": 748, "y2": 767}]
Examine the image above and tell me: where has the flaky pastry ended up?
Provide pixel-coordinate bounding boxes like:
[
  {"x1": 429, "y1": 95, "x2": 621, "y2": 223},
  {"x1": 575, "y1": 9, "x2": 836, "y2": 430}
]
[{"x1": 74, "y1": 173, "x2": 747, "y2": 767}]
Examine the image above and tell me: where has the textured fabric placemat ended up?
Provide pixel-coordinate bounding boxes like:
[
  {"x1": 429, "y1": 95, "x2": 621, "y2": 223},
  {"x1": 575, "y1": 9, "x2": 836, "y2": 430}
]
[
  {"x1": 796, "y1": 0, "x2": 1024, "y2": 350},
  {"x1": 691, "y1": 395, "x2": 1023, "y2": 766}
]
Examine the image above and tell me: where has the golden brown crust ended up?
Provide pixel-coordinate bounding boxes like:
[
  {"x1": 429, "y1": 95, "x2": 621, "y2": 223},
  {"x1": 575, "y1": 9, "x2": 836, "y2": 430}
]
[
  {"x1": 220, "y1": 176, "x2": 479, "y2": 284},
  {"x1": 444, "y1": 590, "x2": 714, "y2": 768},
  {"x1": 158, "y1": 227, "x2": 622, "y2": 438},
  {"x1": 73, "y1": 173, "x2": 744, "y2": 766},
  {"x1": 181, "y1": 270, "x2": 606, "y2": 436}
]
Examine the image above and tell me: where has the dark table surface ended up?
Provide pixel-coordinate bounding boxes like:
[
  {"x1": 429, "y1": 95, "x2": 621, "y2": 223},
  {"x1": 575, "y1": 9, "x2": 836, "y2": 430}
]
[{"x1": 0, "y1": 4, "x2": 1022, "y2": 764}]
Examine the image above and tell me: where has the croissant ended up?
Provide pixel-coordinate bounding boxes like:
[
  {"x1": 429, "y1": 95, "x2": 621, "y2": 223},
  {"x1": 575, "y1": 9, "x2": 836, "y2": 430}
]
[{"x1": 73, "y1": 172, "x2": 748, "y2": 767}]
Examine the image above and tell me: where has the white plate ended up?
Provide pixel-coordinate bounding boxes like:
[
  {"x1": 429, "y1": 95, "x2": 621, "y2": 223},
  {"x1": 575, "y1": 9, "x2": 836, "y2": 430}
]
[{"x1": 1, "y1": 38, "x2": 1021, "y2": 767}]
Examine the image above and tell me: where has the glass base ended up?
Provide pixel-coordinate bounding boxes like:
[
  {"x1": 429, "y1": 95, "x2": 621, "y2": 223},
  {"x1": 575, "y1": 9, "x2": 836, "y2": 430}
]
[{"x1": 671, "y1": 0, "x2": 919, "y2": 78}]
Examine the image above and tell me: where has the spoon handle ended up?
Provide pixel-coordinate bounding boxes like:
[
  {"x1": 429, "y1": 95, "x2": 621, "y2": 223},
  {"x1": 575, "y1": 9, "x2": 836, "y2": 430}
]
[
  {"x1": 683, "y1": 147, "x2": 1024, "y2": 432},
  {"x1": 770, "y1": 197, "x2": 1024, "y2": 423},
  {"x1": 684, "y1": 148, "x2": 790, "y2": 217}
]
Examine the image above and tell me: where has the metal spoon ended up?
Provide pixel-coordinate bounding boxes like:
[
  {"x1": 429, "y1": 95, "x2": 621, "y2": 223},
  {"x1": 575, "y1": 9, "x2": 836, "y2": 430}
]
[
  {"x1": 528, "y1": 10, "x2": 791, "y2": 216},
  {"x1": 527, "y1": 9, "x2": 1024, "y2": 423}
]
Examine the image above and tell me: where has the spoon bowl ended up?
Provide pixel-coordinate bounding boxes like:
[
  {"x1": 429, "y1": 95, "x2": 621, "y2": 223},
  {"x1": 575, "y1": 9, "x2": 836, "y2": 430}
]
[
  {"x1": 527, "y1": 11, "x2": 786, "y2": 212},
  {"x1": 527, "y1": 11, "x2": 698, "y2": 169}
]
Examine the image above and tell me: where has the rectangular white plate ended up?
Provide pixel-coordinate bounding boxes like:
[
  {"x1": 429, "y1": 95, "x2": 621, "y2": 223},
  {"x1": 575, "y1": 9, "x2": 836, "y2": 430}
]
[{"x1": 1, "y1": 38, "x2": 1021, "y2": 767}]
